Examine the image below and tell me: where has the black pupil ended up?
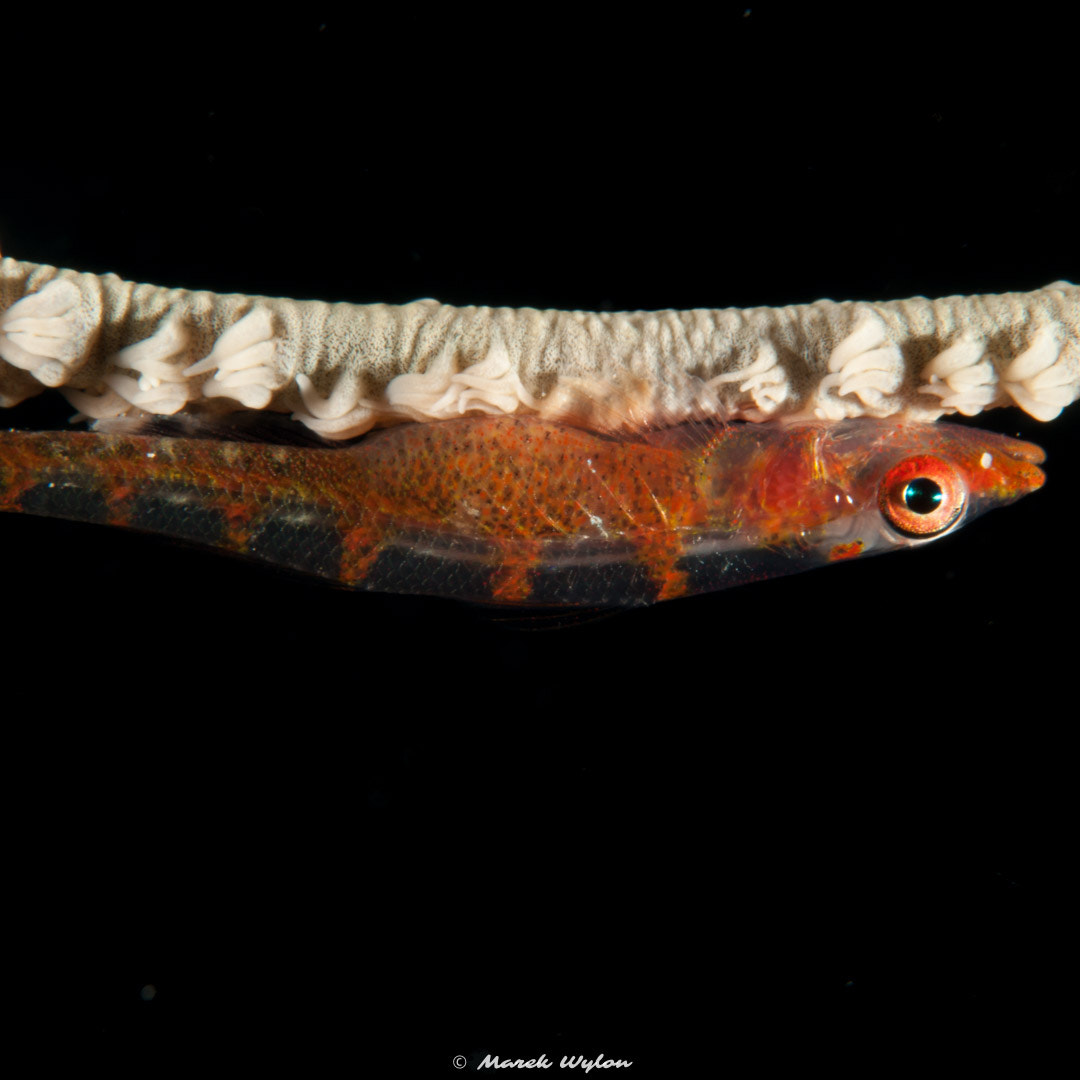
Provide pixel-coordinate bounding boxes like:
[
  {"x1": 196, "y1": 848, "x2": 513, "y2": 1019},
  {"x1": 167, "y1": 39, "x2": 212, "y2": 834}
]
[{"x1": 904, "y1": 478, "x2": 943, "y2": 514}]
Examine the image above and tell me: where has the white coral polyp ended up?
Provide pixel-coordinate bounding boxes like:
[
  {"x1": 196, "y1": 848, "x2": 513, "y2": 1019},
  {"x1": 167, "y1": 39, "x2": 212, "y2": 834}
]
[
  {"x1": 101, "y1": 315, "x2": 197, "y2": 414},
  {"x1": 1000, "y1": 326, "x2": 1077, "y2": 421},
  {"x1": 812, "y1": 315, "x2": 904, "y2": 419},
  {"x1": 918, "y1": 335, "x2": 996, "y2": 416},
  {"x1": 0, "y1": 278, "x2": 88, "y2": 386},
  {"x1": 291, "y1": 372, "x2": 380, "y2": 438},
  {"x1": 184, "y1": 306, "x2": 284, "y2": 411},
  {"x1": 384, "y1": 338, "x2": 538, "y2": 422},
  {"x1": 704, "y1": 342, "x2": 790, "y2": 417}
]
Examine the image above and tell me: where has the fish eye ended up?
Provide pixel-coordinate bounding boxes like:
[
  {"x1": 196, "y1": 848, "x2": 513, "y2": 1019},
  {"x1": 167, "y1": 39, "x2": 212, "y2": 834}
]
[{"x1": 878, "y1": 455, "x2": 966, "y2": 538}]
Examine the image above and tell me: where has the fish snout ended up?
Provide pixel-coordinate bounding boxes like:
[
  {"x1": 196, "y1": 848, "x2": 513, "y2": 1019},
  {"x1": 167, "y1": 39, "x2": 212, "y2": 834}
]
[{"x1": 971, "y1": 435, "x2": 1046, "y2": 504}]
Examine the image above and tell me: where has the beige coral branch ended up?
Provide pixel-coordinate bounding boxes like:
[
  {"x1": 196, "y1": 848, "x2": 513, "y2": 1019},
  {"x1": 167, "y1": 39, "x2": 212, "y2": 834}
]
[{"x1": 1, "y1": 256, "x2": 1076, "y2": 436}]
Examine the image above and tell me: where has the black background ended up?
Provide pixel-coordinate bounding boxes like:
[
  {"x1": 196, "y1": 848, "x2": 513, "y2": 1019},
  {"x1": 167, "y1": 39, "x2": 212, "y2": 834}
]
[{"x1": 3, "y1": 6, "x2": 1076, "y2": 1071}]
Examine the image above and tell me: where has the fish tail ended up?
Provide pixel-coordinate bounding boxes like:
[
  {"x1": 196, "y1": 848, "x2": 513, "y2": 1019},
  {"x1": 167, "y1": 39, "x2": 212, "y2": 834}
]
[{"x1": 0, "y1": 431, "x2": 351, "y2": 583}]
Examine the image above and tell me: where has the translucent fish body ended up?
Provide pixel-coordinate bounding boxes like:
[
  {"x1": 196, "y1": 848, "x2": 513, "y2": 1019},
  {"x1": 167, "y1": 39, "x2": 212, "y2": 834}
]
[{"x1": 0, "y1": 417, "x2": 1045, "y2": 606}]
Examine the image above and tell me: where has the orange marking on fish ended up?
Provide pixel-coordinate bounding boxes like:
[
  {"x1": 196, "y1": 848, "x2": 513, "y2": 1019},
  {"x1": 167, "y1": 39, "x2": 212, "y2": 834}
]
[
  {"x1": 0, "y1": 416, "x2": 1046, "y2": 606},
  {"x1": 829, "y1": 540, "x2": 865, "y2": 561}
]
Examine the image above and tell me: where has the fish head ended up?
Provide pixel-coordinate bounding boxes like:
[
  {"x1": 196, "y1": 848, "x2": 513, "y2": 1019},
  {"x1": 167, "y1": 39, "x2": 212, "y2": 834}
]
[{"x1": 802, "y1": 419, "x2": 1046, "y2": 561}]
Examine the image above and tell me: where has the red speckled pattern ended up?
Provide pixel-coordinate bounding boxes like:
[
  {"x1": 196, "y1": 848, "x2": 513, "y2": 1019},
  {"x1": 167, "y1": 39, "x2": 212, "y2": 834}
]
[{"x1": 0, "y1": 416, "x2": 1045, "y2": 606}]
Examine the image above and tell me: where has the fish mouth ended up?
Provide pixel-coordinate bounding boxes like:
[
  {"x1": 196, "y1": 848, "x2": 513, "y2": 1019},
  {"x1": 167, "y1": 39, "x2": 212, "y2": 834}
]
[
  {"x1": 1023, "y1": 461, "x2": 1046, "y2": 492},
  {"x1": 1004, "y1": 438, "x2": 1046, "y2": 493},
  {"x1": 1000, "y1": 436, "x2": 1047, "y2": 466},
  {"x1": 981, "y1": 434, "x2": 1046, "y2": 498}
]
